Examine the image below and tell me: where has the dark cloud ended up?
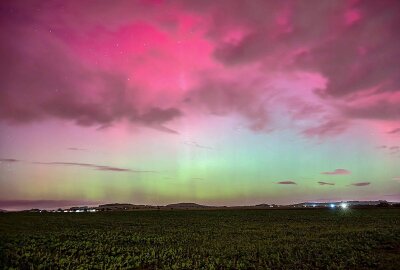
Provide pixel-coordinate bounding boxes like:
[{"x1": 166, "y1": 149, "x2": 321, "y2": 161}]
[
  {"x1": 378, "y1": 146, "x2": 400, "y2": 156},
  {"x1": 1, "y1": 158, "x2": 155, "y2": 173},
  {"x1": 318, "y1": 181, "x2": 335, "y2": 186},
  {"x1": 186, "y1": 75, "x2": 271, "y2": 131},
  {"x1": 213, "y1": 31, "x2": 274, "y2": 66},
  {"x1": 388, "y1": 146, "x2": 400, "y2": 156},
  {"x1": 343, "y1": 99, "x2": 400, "y2": 121},
  {"x1": 152, "y1": 125, "x2": 180, "y2": 134},
  {"x1": 194, "y1": 0, "x2": 400, "y2": 123},
  {"x1": 0, "y1": 158, "x2": 20, "y2": 163},
  {"x1": 184, "y1": 141, "x2": 214, "y2": 150},
  {"x1": 321, "y1": 169, "x2": 351, "y2": 175},
  {"x1": 350, "y1": 182, "x2": 371, "y2": 187},
  {"x1": 294, "y1": 1, "x2": 400, "y2": 100},
  {"x1": 67, "y1": 147, "x2": 87, "y2": 151},
  {"x1": 138, "y1": 108, "x2": 182, "y2": 126},
  {"x1": 0, "y1": 2, "x2": 182, "y2": 132},
  {"x1": 1, "y1": 0, "x2": 399, "y2": 137},
  {"x1": 387, "y1": 128, "x2": 400, "y2": 134},
  {"x1": 276, "y1": 180, "x2": 297, "y2": 185},
  {"x1": 205, "y1": 0, "x2": 400, "y2": 96},
  {"x1": 302, "y1": 119, "x2": 348, "y2": 138},
  {"x1": 33, "y1": 161, "x2": 154, "y2": 173}
]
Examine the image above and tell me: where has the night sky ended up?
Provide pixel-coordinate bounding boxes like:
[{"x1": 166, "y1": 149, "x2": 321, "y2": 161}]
[{"x1": 0, "y1": 0, "x2": 399, "y2": 210}]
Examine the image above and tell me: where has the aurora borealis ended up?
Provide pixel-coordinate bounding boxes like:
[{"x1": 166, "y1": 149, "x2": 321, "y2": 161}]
[{"x1": 0, "y1": 0, "x2": 399, "y2": 210}]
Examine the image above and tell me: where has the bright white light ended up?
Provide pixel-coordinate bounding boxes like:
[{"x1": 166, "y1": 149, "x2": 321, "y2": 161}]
[
  {"x1": 330, "y1": 204, "x2": 336, "y2": 208},
  {"x1": 340, "y1": 203, "x2": 348, "y2": 209}
]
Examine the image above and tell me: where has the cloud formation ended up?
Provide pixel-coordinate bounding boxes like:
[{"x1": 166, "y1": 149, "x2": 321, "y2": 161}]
[
  {"x1": 321, "y1": 169, "x2": 351, "y2": 175},
  {"x1": 276, "y1": 180, "x2": 297, "y2": 185},
  {"x1": 350, "y1": 182, "x2": 371, "y2": 187},
  {"x1": 389, "y1": 146, "x2": 400, "y2": 156},
  {"x1": 67, "y1": 147, "x2": 87, "y2": 151},
  {"x1": 33, "y1": 161, "x2": 153, "y2": 173},
  {"x1": 0, "y1": 1, "x2": 399, "y2": 137},
  {"x1": 184, "y1": 141, "x2": 214, "y2": 150},
  {"x1": 0, "y1": 158, "x2": 19, "y2": 163},
  {"x1": 318, "y1": 181, "x2": 335, "y2": 186},
  {"x1": 0, "y1": 1, "x2": 183, "y2": 132},
  {"x1": 193, "y1": 0, "x2": 400, "y2": 126},
  {"x1": 0, "y1": 157, "x2": 153, "y2": 173},
  {"x1": 387, "y1": 128, "x2": 400, "y2": 134},
  {"x1": 302, "y1": 119, "x2": 348, "y2": 138}
]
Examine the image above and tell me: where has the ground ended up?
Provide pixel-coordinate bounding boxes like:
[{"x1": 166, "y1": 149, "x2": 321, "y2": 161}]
[{"x1": 0, "y1": 209, "x2": 399, "y2": 269}]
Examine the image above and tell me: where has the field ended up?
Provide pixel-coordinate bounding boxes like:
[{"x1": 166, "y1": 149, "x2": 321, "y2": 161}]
[{"x1": 0, "y1": 209, "x2": 399, "y2": 269}]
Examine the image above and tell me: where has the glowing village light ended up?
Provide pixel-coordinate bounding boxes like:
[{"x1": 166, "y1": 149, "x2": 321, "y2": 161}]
[
  {"x1": 330, "y1": 204, "x2": 336, "y2": 208},
  {"x1": 340, "y1": 202, "x2": 348, "y2": 209}
]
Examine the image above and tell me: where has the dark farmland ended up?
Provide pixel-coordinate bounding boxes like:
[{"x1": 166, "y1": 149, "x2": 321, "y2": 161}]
[{"x1": 0, "y1": 209, "x2": 399, "y2": 269}]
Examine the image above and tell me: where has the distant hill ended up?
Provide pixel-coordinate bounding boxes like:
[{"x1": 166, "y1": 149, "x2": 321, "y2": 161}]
[
  {"x1": 165, "y1": 203, "x2": 210, "y2": 209},
  {"x1": 0, "y1": 209, "x2": 7, "y2": 213},
  {"x1": 98, "y1": 203, "x2": 134, "y2": 208},
  {"x1": 97, "y1": 203, "x2": 157, "y2": 211}
]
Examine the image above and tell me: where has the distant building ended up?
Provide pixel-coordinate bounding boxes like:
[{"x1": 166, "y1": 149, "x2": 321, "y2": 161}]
[
  {"x1": 68, "y1": 206, "x2": 98, "y2": 212},
  {"x1": 297, "y1": 200, "x2": 390, "y2": 208}
]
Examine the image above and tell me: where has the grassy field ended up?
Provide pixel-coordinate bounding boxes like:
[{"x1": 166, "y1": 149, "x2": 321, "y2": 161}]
[{"x1": 0, "y1": 209, "x2": 399, "y2": 269}]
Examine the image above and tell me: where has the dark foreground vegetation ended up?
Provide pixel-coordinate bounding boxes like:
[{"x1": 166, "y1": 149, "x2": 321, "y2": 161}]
[{"x1": 0, "y1": 209, "x2": 399, "y2": 269}]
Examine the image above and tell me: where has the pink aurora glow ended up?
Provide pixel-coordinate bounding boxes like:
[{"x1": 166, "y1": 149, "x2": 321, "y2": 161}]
[{"x1": 0, "y1": 0, "x2": 399, "y2": 135}]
